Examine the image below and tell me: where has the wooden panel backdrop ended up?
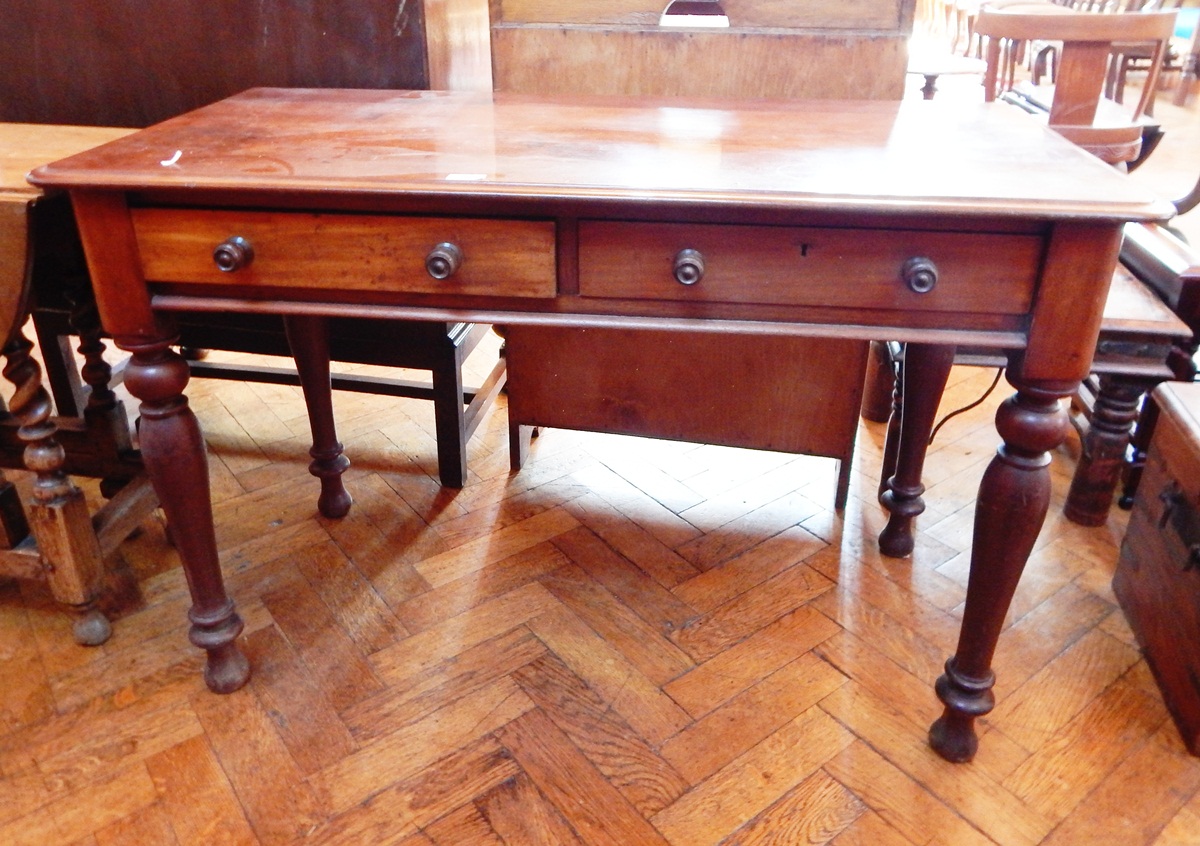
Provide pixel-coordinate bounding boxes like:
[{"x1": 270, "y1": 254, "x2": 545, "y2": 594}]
[
  {"x1": 486, "y1": 0, "x2": 915, "y2": 99},
  {"x1": 0, "y1": 0, "x2": 428, "y2": 127}
]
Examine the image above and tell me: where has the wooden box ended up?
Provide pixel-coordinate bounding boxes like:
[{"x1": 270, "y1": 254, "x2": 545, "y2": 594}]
[
  {"x1": 505, "y1": 326, "x2": 867, "y2": 506},
  {"x1": 1115, "y1": 380, "x2": 1200, "y2": 755}
]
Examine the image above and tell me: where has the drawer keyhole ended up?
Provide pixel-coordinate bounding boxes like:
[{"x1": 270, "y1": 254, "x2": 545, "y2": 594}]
[
  {"x1": 673, "y1": 249, "x2": 705, "y2": 286},
  {"x1": 213, "y1": 236, "x2": 254, "y2": 273},
  {"x1": 426, "y1": 242, "x2": 463, "y2": 280}
]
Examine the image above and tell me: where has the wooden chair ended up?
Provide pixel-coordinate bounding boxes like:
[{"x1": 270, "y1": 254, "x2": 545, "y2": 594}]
[
  {"x1": 1106, "y1": 0, "x2": 1187, "y2": 108},
  {"x1": 437, "y1": 0, "x2": 920, "y2": 508},
  {"x1": 32, "y1": 308, "x2": 505, "y2": 499},
  {"x1": 974, "y1": 4, "x2": 1178, "y2": 165},
  {"x1": 1172, "y1": 7, "x2": 1200, "y2": 106}
]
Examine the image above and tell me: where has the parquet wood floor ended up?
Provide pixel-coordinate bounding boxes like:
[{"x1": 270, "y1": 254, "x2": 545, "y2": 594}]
[
  {"x1": 2, "y1": 341, "x2": 1196, "y2": 846},
  {"x1": 5, "y1": 65, "x2": 1200, "y2": 846}
]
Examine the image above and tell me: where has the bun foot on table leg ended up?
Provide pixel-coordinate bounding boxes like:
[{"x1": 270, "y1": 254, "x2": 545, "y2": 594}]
[
  {"x1": 929, "y1": 657, "x2": 995, "y2": 763},
  {"x1": 878, "y1": 486, "x2": 922, "y2": 558},
  {"x1": 317, "y1": 483, "x2": 353, "y2": 520},
  {"x1": 189, "y1": 600, "x2": 250, "y2": 693},
  {"x1": 312, "y1": 450, "x2": 352, "y2": 519}
]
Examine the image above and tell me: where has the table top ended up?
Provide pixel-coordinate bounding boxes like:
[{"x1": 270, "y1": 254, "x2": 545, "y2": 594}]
[
  {"x1": 1, "y1": 122, "x2": 133, "y2": 202},
  {"x1": 0, "y1": 123, "x2": 135, "y2": 348},
  {"x1": 29, "y1": 88, "x2": 1171, "y2": 223}
]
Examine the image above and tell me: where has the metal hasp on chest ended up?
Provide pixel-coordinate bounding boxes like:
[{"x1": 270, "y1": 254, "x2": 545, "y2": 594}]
[{"x1": 28, "y1": 88, "x2": 1171, "y2": 763}]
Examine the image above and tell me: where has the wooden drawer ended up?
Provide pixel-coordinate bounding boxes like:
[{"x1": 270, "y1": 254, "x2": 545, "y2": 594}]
[
  {"x1": 1115, "y1": 381, "x2": 1200, "y2": 756},
  {"x1": 131, "y1": 209, "x2": 557, "y2": 298},
  {"x1": 578, "y1": 221, "x2": 1042, "y2": 314}
]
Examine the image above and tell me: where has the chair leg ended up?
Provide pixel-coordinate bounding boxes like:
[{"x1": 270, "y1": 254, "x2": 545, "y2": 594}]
[
  {"x1": 508, "y1": 423, "x2": 535, "y2": 473},
  {"x1": 431, "y1": 349, "x2": 469, "y2": 488},
  {"x1": 283, "y1": 314, "x2": 352, "y2": 518},
  {"x1": 1120, "y1": 390, "x2": 1160, "y2": 509},
  {"x1": 834, "y1": 456, "x2": 853, "y2": 511},
  {"x1": 1064, "y1": 374, "x2": 1155, "y2": 526},
  {"x1": 33, "y1": 316, "x2": 87, "y2": 417}
]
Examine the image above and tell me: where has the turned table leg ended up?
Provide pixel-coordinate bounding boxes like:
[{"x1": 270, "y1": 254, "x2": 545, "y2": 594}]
[
  {"x1": 120, "y1": 334, "x2": 249, "y2": 693},
  {"x1": 929, "y1": 377, "x2": 1068, "y2": 762},
  {"x1": 879, "y1": 343, "x2": 956, "y2": 558},
  {"x1": 283, "y1": 314, "x2": 352, "y2": 519}
]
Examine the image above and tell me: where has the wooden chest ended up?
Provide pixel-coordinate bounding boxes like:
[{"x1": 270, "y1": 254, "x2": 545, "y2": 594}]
[{"x1": 1115, "y1": 380, "x2": 1200, "y2": 755}]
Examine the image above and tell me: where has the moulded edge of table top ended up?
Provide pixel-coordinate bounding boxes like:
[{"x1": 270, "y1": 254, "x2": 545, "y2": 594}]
[{"x1": 26, "y1": 89, "x2": 1175, "y2": 224}]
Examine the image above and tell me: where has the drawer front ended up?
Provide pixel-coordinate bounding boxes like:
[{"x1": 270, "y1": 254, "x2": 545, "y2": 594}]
[
  {"x1": 578, "y1": 221, "x2": 1042, "y2": 314},
  {"x1": 132, "y1": 209, "x2": 557, "y2": 298}
]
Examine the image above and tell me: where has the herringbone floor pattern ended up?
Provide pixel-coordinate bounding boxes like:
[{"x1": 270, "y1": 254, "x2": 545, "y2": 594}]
[{"x1": 2, "y1": 340, "x2": 1198, "y2": 845}]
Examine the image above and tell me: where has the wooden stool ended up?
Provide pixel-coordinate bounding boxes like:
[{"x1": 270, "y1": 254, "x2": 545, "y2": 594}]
[
  {"x1": 906, "y1": 51, "x2": 986, "y2": 99},
  {"x1": 1, "y1": 123, "x2": 158, "y2": 644}
]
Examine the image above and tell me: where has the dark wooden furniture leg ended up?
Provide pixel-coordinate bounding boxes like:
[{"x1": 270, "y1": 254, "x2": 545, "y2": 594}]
[
  {"x1": 879, "y1": 343, "x2": 956, "y2": 558},
  {"x1": 120, "y1": 334, "x2": 248, "y2": 693},
  {"x1": 4, "y1": 328, "x2": 110, "y2": 644},
  {"x1": 1121, "y1": 394, "x2": 1161, "y2": 509},
  {"x1": 431, "y1": 341, "x2": 468, "y2": 488},
  {"x1": 509, "y1": 423, "x2": 535, "y2": 472},
  {"x1": 282, "y1": 314, "x2": 352, "y2": 519},
  {"x1": 1064, "y1": 374, "x2": 1156, "y2": 526},
  {"x1": 929, "y1": 376, "x2": 1069, "y2": 761}
]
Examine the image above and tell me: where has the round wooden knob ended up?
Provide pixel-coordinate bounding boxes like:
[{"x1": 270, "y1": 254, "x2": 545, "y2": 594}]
[
  {"x1": 673, "y1": 248, "x2": 705, "y2": 286},
  {"x1": 902, "y1": 256, "x2": 938, "y2": 294},
  {"x1": 426, "y1": 242, "x2": 463, "y2": 280},
  {"x1": 212, "y1": 236, "x2": 254, "y2": 273}
]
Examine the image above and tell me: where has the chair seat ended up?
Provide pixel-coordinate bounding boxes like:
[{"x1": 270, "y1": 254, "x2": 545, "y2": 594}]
[
  {"x1": 1013, "y1": 82, "x2": 1161, "y2": 130},
  {"x1": 1006, "y1": 82, "x2": 1163, "y2": 166}
]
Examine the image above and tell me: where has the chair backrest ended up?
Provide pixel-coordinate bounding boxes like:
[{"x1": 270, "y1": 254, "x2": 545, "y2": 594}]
[
  {"x1": 424, "y1": 0, "x2": 918, "y2": 99},
  {"x1": 973, "y1": 5, "x2": 1177, "y2": 163}
]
